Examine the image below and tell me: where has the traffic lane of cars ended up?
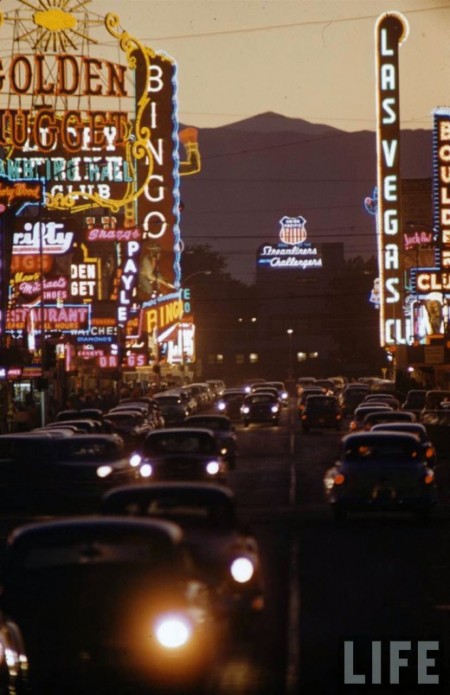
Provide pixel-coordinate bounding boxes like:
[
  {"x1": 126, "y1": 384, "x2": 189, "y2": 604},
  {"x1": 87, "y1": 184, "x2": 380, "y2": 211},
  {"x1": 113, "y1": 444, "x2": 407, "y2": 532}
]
[
  {"x1": 0, "y1": 400, "x2": 296, "y2": 695},
  {"x1": 292, "y1": 422, "x2": 450, "y2": 694}
]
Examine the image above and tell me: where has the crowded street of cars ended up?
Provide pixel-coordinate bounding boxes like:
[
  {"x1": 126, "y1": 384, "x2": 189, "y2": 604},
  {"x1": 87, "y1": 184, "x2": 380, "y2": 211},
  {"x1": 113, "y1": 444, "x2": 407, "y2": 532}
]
[{"x1": 0, "y1": 376, "x2": 449, "y2": 693}]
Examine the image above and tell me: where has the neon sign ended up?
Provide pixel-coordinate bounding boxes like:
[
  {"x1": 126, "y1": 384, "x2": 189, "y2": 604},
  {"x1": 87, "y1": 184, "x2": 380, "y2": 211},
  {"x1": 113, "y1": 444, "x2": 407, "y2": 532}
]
[
  {"x1": 375, "y1": 11, "x2": 409, "y2": 346},
  {"x1": 257, "y1": 215, "x2": 323, "y2": 270},
  {"x1": 433, "y1": 108, "x2": 450, "y2": 268}
]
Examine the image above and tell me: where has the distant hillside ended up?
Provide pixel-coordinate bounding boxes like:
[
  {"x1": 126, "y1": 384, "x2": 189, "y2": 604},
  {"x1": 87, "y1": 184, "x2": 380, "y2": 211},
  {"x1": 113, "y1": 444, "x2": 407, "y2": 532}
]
[{"x1": 179, "y1": 113, "x2": 433, "y2": 284}]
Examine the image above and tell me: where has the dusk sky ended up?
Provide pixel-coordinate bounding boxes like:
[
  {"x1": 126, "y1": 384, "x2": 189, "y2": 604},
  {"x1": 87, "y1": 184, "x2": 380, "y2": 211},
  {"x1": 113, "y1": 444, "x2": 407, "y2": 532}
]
[{"x1": 92, "y1": 0, "x2": 448, "y2": 132}]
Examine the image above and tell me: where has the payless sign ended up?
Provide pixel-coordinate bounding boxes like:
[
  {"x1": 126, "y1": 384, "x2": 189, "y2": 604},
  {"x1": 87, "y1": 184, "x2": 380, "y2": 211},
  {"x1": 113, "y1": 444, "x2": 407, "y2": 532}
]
[{"x1": 375, "y1": 12, "x2": 409, "y2": 346}]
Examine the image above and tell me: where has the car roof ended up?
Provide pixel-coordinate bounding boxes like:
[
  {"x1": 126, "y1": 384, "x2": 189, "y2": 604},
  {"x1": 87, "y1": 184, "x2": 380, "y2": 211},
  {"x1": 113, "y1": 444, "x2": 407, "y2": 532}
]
[
  {"x1": 102, "y1": 482, "x2": 234, "y2": 508},
  {"x1": 342, "y1": 431, "x2": 421, "y2": 446},
  {"x1": 371, "y1": 422, "x2": 427, "y2": 434},
  {"x1": 7, "y1": 516, "x2": 183, "y2": 550}
]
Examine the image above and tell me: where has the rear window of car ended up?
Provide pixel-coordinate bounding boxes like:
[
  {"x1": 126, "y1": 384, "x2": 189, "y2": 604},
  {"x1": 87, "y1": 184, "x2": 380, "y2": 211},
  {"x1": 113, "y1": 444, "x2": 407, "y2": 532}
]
[
  {"x1": 144, "y1": 433, "x2": 216, "y2": 455},
  {"x1": 57, "y1": 439, "x2": 122, "y2": 462},
  {"x1": 248, "y1": 395, "x2": 276, "y2": 404},
  {"x1": 306, "y1": 396, "x2": 336, "y2": 407},
  {"x1": 344, "y1": 439, "x2": 420, "y2": 463}
]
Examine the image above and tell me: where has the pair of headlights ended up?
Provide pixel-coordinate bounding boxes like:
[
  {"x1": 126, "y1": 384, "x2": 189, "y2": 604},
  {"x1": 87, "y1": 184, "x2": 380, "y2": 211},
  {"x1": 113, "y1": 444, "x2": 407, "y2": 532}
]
[{"x1": 128, "y1": 454, "x2": 222, "y2": 478}]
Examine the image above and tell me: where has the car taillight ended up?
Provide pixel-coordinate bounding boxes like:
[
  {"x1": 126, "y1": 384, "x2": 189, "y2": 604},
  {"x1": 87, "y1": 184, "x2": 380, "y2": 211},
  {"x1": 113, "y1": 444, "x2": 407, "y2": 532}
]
[
  {"x1": 425, "y1": 447, "x2": 435, "y2": 460},
  {"x1": 424, "y1": 471, "x2": 435, "y2": 485},
  {"x1": 334, "y1": 473, "x2": 345, "y2": 485}
]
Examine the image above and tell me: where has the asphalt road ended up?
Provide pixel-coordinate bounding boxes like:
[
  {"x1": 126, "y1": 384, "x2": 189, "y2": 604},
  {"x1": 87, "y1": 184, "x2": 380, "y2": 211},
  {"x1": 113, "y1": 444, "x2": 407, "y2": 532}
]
[{"x1": 0, "y1": 402, "x2": 449, "y2": 695}]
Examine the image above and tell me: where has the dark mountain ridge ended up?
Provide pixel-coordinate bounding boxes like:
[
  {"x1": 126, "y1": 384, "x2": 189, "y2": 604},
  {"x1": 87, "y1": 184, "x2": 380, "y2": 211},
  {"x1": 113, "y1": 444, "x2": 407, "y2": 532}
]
[{"x1": 179, "y1": 113, "x2": 433, "y2": 284}]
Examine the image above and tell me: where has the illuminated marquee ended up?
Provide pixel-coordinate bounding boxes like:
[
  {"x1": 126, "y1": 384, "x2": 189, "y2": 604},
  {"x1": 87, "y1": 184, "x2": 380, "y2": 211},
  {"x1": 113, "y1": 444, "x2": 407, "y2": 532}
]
[
  {"x1": 1, "y1": 0, "x2": 201, "y2": 368},
  {"x1": 375, "y1": 12, "x2": 409, "y2": 346}
]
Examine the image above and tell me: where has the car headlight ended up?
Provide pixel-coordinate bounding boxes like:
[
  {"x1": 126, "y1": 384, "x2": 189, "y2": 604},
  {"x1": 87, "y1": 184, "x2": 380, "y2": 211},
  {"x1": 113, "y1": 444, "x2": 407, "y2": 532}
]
[
  {"x1": 230, "y1": 557, "x2": 255, "y2": 583},
  {"x1": 139, "y1": 463, "x2": 153, "y2": 478},
  {"x1": 281, "y1": 391, "x2": 288, "y2": 400},
  {"x1": 242, "y1": 406, "x2": 250, "y2": 414},
  {"x1": 96, "y1": 465, "x2": 112, "y2": 478},
  {"x1": 271, "y1": 405, "x2": 279, "y2": 413},
  {"x1": 206, "y1": 460, "x2": 220, "y2": 476},
  {"x1": 129, "y1": 453, "x2": 142, "y2": 468},
  {"x1": 217, "y1": 402, "x2": 226, "y2": 411},
  {"x1": 154, "y1": 614, "x2": 192, "y2": 649}
]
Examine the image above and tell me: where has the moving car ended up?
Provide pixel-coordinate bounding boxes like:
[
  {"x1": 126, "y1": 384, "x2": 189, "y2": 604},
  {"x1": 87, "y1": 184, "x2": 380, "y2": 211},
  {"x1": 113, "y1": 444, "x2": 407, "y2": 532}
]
[
  {"x1": 101, "y1": 483, "x2": 264, "y2": 621},
  {"x1": 0, "y1": 517, "x2": 219, "y2": 693},
  {"x1": 348, "y1": 404, "x2": 393, "y2": 432},
  {"x1": 216, "y1": 389, "x2": 246, "y2": 420},
  {"x1": 261, "y1": 381, "x2": 289, "y2": 407},
  {"x1": 300, "y1": 395, "x2": 342, "y2": 432},
  {"x1": 371, "y1": 422, "x2": 437, "y2": 469},
  {"x1": 184, "y1": 414, "x2": 238, "y2": 468},
  {"x1": 131, "y1": 428, "x2": 228, "y2": 483},
  {"x1": 361, "y1": 409, "x2": 417, "y2": 431},
  {"x1": 240, "y1": 392, "x2": 281, "y2": 427},
  {"x1": 324, "y1": 431, "x2": 438, "y2": 521}
]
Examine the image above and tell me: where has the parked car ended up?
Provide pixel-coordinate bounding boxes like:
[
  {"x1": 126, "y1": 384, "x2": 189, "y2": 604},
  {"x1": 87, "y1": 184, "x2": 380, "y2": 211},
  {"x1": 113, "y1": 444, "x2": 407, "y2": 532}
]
[
  {"x1": 159, "y1": 403, "x2": 189, "y2": 427},
  {"x1": 184, "y1": 414, "x2": 238, "y2": 468},
  {"x1": 131, "y1": 428, "x2": 228, "y2": 483},
  {"x1": 401, "y1": 389, "x2": 427, "y2": 418},
  {"x1": 420, "y1": 390, "x2": 450, "y2": 423},
  {"x1": 103, "y1": 410, "x2": 154, "y2": 450},
  {"x1": 240, "y1": 392, "x2": 281, "y2": 427},
  {"x1": 101, "y1": 483, "x2": 264, "y2": 621},
  {"x1": 0, "y1": 517, "x2": 220, "y2": 693},
  {"x1": 324, "y1": 431, "x2": 438, "y2": 521},
  {"x1": 0, "y1": 433, "x2": 138, "y2": 512},
  {"x1": 300, "y1": 395, "x2": 343, "y2": 432}
]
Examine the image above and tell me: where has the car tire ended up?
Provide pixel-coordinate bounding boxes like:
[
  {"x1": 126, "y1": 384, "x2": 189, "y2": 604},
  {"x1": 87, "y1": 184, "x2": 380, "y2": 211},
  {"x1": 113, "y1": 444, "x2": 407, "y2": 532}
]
[{"x1": 243, "y1": 421, "x2": 249, "y2": 428}]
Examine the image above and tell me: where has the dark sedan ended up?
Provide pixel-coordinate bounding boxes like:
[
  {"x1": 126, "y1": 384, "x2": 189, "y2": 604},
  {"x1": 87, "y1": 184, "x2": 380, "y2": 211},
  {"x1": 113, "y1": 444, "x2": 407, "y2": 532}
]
[
  {"x1": 0, "y1": 517, "x2": 220, "y2": 693},
  {"x1": 324, "y1": 431, "x2": 438, "y2": 521},
  {"x1": 300, "y1": 395, "x2": 343, "y2": 432},
  {"x1": 101, "y1": 483, "x2": 264, "y2": 622},
  {"x1": 240, "y1": 392, "x2": 281, "y2": 427},
  {"x1": 131, "y1": 428, "x2": 228, "y2": 483},
  {"x1": 0, "y1": 433, "x2": 138, "y2": 512},
  {"x1": 216, "y1": 389, "x2": 246, "y2": 420},
  {"x1": 184, "y1": 414, "x2": 238, "y2": 468}
]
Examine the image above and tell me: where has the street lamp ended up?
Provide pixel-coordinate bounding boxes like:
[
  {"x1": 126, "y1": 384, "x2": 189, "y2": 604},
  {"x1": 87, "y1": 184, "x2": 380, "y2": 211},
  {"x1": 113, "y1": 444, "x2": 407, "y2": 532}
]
[
  {"x1": 179, "y1": 270, "x2": 212, "y2": 372},
  {"x1": 287, "y1": 329, "x2": 294, "y2": 381}
]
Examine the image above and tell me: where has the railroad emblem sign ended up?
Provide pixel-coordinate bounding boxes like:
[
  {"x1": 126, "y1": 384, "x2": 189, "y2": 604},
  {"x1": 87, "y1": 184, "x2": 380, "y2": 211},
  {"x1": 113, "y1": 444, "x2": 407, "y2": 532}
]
[{"x1": 279, "y1": 216, "x2": 307, "y2": 245}]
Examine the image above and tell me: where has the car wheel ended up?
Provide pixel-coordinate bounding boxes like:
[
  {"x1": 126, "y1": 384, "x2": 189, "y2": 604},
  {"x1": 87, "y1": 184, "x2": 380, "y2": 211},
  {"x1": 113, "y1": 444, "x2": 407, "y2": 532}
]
[{"x1": 243, "y1": 421, "x2": 249, "y2": 428}]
